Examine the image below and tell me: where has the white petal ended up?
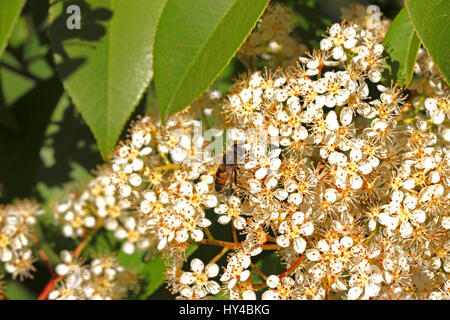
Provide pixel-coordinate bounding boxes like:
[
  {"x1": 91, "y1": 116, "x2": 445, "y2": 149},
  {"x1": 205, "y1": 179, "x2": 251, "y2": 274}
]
[
  {"x1": 400, "y1": 222, "x2": 413, "y2": 237},
  {"x1": 293, "y1": 237, "x2": 307, "y2": 254},
  {"x1": 157, "y1": 238, "x2": 167, "y2": 250},
  {"x1": 128, "y1": 173, "x2": 142, "y2": 187},
  {"x1": 207, "y1": 281, "x2": 221, "y2": 294},
  {"x1": 180, "y1": 287, "x2": 193, "y2": 298},
  {"x1": 300, "y1": 222, "x2": 314, "y2": 236},
  {"x1": 218, "y1": 215, "x2": 232, "y2": 225},
  {"x1": 198, "y1": 218, "x2": 212, "y2": 228},
  {"x1": 55, "y1": 264, "x2": 69, "y2": 276},
  {"x1": 274, "y1": 189, "x2": 288, "y2": 200},
  {"x1": 227, "y1": 278, "x2": 237, "y2": 290},
  {"x1": 317, "y1": 240, "x2": 330, "y2": 253},
  {"x1": 242, "y1": 290, "x2": 256, "y2": 300},
  {"x1": 180, "y1": 272, "x2": 195, "y2": 285},
  {"x1": 349, "y1": 148, "x2": 362, "y2": 162},
  {"x1": 268, "y1": 125, "x2": 279, "y2": 137},
  {"x1": 306, "y1": 249, "x2": 322, "y2": 261},
  {"x1": 262, "y1": 290, "x2": 279, "y2": 300},
  {"x1": 175, "y1": 229, "x2": 189, "y2": 242},
  {"x1": 266, "y1": 275, "x2": 280, "y2": 288},
  {"x1": 122, "y1": 241, "x2": 135, "y2": 255},
  {"x1": 340, "y1": 236, "x2": 353, "y2": 249},
  {"x1": 332, "y1": 46, "x2": 345, "y2": 60},
  {"x1": 348, "y1": 286, "x2": 362, "y2": 300},
  {"x1": 365, "y1": 283, "x2": 380, "y2": 297},
  {"x1": 191, "y1": 258, "x2": 204, "y2": 273},
  {"x1": 325, "y1": 188, "x2": 338, "y2": 203},
  {"x1": 325, "y1": 111, "x2": 339, "y2": 130},
  {"x1": 358, "y1": 162, "x2": 372, "y2": 175},
  {"x1": 287, "y1": 193, "x2": 303, "y2": 205},
  {"x1": 270, "y1": 158, "x2": 282, "y2": 171},
  {"x1": 340, "y1": 107, "x2": 353, "y2": 126},
  {"x1": 350, "y1": 175, "x2": 363, "y2": 189},
  {"x1": 132, "y1": 158, "x2": 144, "y2": 171},
  {"x1": 240, "y1": 270, "x2": 250, "y2": 281},
  {"x1": 205, "y1": 263, "x2": 219, "y2": 278},
  {"x1": 276, "y1": 235, "x2": 290, "y2": 248},
  {"x1": 191, "y1": 229, "x2": 204, "y2": 242},
  {"x1": 411, "y1": 210, "x2": 426, "y2": 224},
  {"x1": 233, "y1": 216, "x2": 246, "y2": 230},
  {"x1": 291, "y1": 211, "x2": 305, "y2": 225},
  {"x1": 255, "y1": 167, "x2": 268, "y2": 180}
]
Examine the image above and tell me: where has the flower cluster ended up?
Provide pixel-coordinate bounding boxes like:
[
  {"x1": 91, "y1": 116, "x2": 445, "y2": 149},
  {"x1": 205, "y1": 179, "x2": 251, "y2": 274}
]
[
  {"x1": 49, "y1": 251, "x2": 132, "y2": 300},
  {"x1": 2, "y1": 4, "x2": 448, "y2": 301},
  {"x1": 49, "y1": 4, "x2": 449, "y2": 301},
  {"x1": 54, "y1": 119, "x2": 157, "y2": 255},
  {"x1": 0, "y1": 200, "x2": 42, "y2": 280},
  {"x1": 409, "y1": 48, "x2": 450, "y2": 139},
  {"x1": 159, "y1": 6, "x2": 449, "y2": 300}
]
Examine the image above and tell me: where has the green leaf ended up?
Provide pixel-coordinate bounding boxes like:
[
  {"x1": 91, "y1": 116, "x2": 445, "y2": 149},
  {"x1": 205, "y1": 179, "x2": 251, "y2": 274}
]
[
  {"x1": 405, "y1": 0, "x2": 450, "y2": 84},
  {"x1": 81, "y1": 229, "x2": 119, "y2": 259},
  {"x1": 0, "y1": 0, "x2": 26, "y2": 58},
  {"x1": 154, "y1": 0, "x2": 270, "y2": 121},
  {"x1": 0, "y1": 78, "x2": 63, "y2": 200},
  {"x1": 255, "y1": 251, "x2": 283, "y2": 276},
  {"x1": 383, "y1": 8, "x2": 421, "y2": 87},
  {"x1": 1, "y1": 49, "x2": 38, "y2": 107},
  {"x1": 48, "y1": 0, "x2": 167, "y2": 159},
  {"x1": 5, "y1": 280, "x2": 35, "y2": 300},
  {"x1": 8, "y1": 15, "x2": 29, "y2": 49},
  {"x1": 36, "y1": 92, "x2": 102, "y2": 201}
]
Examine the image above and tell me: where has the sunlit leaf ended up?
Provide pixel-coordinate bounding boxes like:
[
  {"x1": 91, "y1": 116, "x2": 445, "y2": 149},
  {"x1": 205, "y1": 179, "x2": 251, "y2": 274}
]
[
  {"x1": 49, "y1": 0, "x2": 167, "y2": 159},
  {"x1": 405, "y1": 0, "x2": 450, "y2": 83},
  {"x1": 383, "y1": 8, "x2": 420, "y2": 87},
  {"x1": 0, "y1": 0, "x2": 26, "y2": 58},
  {"x1": 155, "y1": 0, "x2": 270, "y2": 121}
]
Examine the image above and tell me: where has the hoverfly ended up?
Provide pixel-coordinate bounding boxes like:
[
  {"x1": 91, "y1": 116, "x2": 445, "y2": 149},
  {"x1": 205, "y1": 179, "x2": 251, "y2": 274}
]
[{"x1": 214, "y1": 143, "x2": 246, "y2": 193}]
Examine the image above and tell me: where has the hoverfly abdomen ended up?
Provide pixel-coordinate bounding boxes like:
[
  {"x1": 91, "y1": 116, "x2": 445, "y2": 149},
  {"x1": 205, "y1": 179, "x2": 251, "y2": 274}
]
[
  {"x1": 214, "y1": 164, "x2": 233, "y2": 192},
  {"x1": 214, "y1": 144, "x2": 245, "y2": 193}
]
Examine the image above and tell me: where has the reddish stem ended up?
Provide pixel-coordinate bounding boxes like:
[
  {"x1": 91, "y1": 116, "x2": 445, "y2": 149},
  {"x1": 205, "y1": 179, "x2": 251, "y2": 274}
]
[
  {"x1": 209, "y1": 247, "x2": 229, "y2": 265},
  {"x1": 278, "y1": 255, "x2": 305, "y2": 279},
  {"x1": 37, "y1": 275, "x2": 59, "y2": 300},
  {"x1": 37, "y1": 223, "x2": 103, "y2": 300},
  {"x1": 261, "y1": 243, "x2": 279, "y2": 250},
  {"x1": 232, "y1": 225, "x2": 238, "y2": 244},
  {"x1": 200, "y1": 239, "x2": 237, "y2": 248},
  {"x1": 250, "y1": 263, "x2": 267, "y2": 280}
]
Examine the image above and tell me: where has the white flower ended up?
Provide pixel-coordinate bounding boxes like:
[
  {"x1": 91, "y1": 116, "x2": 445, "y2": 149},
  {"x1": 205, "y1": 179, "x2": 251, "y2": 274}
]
[
  {"x1": 214, "y1": 196, "x2": 247, "y2": 230},
  {"x1": 321, "y1": 24, "x2": 357, "y2": 60},
  {"x1": 114, "y1": 217, "x2": 149, "y2": 254},
  {"x1": 179, "y1": 258, "x2": 220, "y2": 299},
  {"x1": 276, "y1": 211, "x2": 313, "y2": 254},
  {"x1": 348, "y1": 260, "x2": 382, "y2": 299},
  {"x1": 262, "y1": 276, "x2": 297, "y2": 300},
  {"x1": 220, "y1": 252, "x2": 251, "y2": 290},
  {"x1": 245, "y1": 147, "x2": 282, "y2": 180}
]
